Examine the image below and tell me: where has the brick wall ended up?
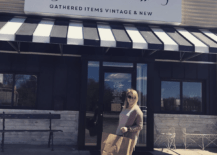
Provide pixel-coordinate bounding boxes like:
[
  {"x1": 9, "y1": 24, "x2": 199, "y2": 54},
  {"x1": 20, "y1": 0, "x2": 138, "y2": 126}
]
[
  {"x1": 154, "y1": 114, "x2": 217, "y2": 148},
  {"x1": 0, "y1": 109, "x2": 79, "y2": 145}
]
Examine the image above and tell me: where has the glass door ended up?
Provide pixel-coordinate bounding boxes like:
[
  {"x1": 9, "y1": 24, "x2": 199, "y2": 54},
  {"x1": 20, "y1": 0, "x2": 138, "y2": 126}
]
[
  {"x1": 85, "y1": 61, "x2": 100, "y2": 147},
  {"x1": 83, "y1": 61, "x2": 148, "y2": 150},
  {"x1": 102, "y1": 72, "x2": 133, "y2": 135}
]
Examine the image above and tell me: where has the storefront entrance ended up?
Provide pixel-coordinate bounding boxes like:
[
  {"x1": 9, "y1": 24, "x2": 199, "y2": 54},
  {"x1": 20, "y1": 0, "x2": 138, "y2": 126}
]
[{"x1": 80, "y1": 59, "x2": 150, "y2": 151}]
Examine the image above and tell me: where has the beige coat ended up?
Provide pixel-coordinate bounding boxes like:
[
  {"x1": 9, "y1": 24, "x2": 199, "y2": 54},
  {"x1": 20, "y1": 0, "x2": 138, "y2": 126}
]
[{"x1": 123, "y1": 105, "x2": 143, "y2": 149}]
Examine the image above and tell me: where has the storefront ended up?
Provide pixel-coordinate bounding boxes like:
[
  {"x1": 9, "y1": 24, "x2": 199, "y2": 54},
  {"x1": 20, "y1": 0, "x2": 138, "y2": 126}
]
[{"x1": 0, "y1": 0, "x2": 217, "y2": 152}]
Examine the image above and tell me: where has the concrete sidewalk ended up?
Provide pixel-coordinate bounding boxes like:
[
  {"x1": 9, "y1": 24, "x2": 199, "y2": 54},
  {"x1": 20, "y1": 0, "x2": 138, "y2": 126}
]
[
  {"x1": 1, "y1": 145, "x2": 217, "y2": 155},
  {"x1": 1, "y1": 145, "x2": 82, "y2": 155}
]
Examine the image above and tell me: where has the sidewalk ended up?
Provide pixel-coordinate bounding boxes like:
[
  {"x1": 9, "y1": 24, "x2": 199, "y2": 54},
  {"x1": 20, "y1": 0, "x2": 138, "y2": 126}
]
[
  {"x1": 1, "y1": 145, "x2": 217, "y2": 155},
  {"x1": 0, "y1": 145, "x2": 86, "y2": 155}
]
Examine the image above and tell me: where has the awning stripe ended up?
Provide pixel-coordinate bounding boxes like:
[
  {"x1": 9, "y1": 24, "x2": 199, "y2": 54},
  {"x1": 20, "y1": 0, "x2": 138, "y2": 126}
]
[
  {"x1": 0, "y1": 16, "x2": 14, "y2": 30},
  {"x1": 186, "y1": 28, "x2": 217, "y2": 53},
  {"x1": 136, "y1": 26, "x2": 163, "y2": 50},
  {"x1": 67, "y1": 22, "x2": 84, "y2": 45},
  {"x1": 175, "y1": 27, "x2": 209, "y2": 53},
  {"x1": 83, "y1": 22, "x2": 100, "y2": 46},
  {"x1": 161, "y1": 27, "x2": 194, "y2": 52},
  {"x1": 97, "y1": 24, "x2": 116, "y2": 47},
  {"x1": 200, "y1": 29, "x2": 217, "y2": 43},
  {"x1": 0, "y1": 16, "x2": 216, "y2": 54},
  {"x1": 150, "y1": 26, "x2": 179, "y2": 51},
  {"x1": 110, "y1": 24, "x2": 132, "y2": 48},
  {"x1": 50, "y1": 20, "x2": 69, "y2": 44},
  {"x1": 209, "y1": 29, "x2": 217, "y2": 36},
  {"x1": 32, "y1": 20, "x2": 55, "y2": 43},
  {"x1": 15, "y1": 18, "x2": 41, "y2": 42},
  {"x1": 124, "y1": 25, "x2": 147, "y2": 49},
  {"x1": 0, "y1": 17, "x2": 26, "y2": 41}
]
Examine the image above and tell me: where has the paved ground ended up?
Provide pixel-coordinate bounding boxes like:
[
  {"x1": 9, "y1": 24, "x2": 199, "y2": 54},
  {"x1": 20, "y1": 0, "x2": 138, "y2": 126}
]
[
  {"x1": 1, "y1": 145, "x2": 217, "y2": 155},
  {"x1": 1, "y1": 145, "x2": 78, "y2": 155}
]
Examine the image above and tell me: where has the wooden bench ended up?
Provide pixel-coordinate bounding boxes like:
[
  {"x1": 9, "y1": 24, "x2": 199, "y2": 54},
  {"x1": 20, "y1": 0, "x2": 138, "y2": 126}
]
[{"x1": 0, "y1": 112, "x2": 63, "y2": 152}]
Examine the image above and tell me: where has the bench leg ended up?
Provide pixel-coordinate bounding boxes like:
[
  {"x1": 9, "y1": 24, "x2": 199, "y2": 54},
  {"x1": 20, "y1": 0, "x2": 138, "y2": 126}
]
[
  {"x1": 48, "y1": 132, "x2": 51, "y2": 148},
  {"x1": 1, "y1": 132, "x2": 4, "y2": 152},
  {"x1": 51, "y1": 132, "x2": 54, "y2": 151}
]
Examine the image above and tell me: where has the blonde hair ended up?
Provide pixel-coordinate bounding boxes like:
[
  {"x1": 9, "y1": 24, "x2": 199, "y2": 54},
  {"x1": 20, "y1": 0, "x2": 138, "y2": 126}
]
[{"x1": 123, "y1": 89, "x2": 138, "y2": 110}]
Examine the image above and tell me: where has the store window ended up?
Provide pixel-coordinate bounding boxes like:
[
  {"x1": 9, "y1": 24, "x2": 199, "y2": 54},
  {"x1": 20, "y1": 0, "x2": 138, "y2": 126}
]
[
  {"x1": 161, "y1": 81, "x2": 202, "y2": 113},
  {"x1": 182, "y1": 82, "x2": 202, "y2": 112},
  {"x1": 0, "y1": 73, "x2": 37, "y2": 108},
  {"x1": 161, "y1": 81, "x2": 180, "y2": 111}
]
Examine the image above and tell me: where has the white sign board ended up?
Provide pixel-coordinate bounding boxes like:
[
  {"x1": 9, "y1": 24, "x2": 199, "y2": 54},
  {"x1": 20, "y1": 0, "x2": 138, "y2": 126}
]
[{"x1": 24, "y1": 0, "x2": 182, "y2": 24}]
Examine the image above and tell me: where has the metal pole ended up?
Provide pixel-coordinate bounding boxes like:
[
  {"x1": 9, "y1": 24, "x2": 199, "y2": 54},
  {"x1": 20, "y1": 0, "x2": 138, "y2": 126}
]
[
  {"x1": 2, "y1": 112, "x2": 5, "y2": 152},
  {"x1": 155, "y1": 59, "x2": 217, "y2": 65}
]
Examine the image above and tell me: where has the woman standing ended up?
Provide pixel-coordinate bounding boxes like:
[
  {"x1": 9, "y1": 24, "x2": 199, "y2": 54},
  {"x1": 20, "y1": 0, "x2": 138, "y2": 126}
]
[{"x1": 115, "y1": 89, "x2": 143, "y2": 153}]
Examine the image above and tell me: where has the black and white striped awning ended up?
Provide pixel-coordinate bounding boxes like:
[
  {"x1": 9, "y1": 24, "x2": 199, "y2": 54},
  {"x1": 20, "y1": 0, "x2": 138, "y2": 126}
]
[{"x1": 1, "y1": 16, "x2": 217, "y2": 54}]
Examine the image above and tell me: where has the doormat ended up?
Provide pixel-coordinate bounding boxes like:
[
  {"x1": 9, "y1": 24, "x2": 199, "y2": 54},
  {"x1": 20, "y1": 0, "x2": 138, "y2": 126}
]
[
  {"x1": 133, "y1": 151, "x2": 153, "y2": 155},
  {"x1": 89, "y1": 150, "x2": 153, "y2": 155},
  {"x1": 89, "y1": 150, "x2": 101, "y2": 155}
]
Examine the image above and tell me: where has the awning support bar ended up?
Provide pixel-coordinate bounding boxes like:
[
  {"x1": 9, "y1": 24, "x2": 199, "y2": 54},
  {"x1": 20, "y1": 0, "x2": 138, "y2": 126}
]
[
  {"x1": 182, "y1": 53, "x2": 202, "y2": 61},
  {"x1": 180, "y1": 52, "x2": 185, "y2": 61},
  {"x1": 149, "y1": 50, "x2": 157, "y2": 55},
  {"x1": 155, "y1": 59, "x2": 217, "y2": 65},
  {"x1": 17, "y1": 42, "x2": 20, "y2": 54},
  {"x1": 59, "y1": 44, "x2": 63, "y2": 56},
  {"x1": 142, "y1": 50, "x2": 145, "y2": 57},
  {"x1": 105, "y1": 48, "x2": 110, "y2": 53},
  {"x1": 7, "y1": 41, "x2": 20, "y2": 54}
]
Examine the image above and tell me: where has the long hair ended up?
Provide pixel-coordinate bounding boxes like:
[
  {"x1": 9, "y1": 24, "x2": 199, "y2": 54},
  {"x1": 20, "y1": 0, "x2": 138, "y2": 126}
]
[{"x1": 122, "y1": 89, "x2": 138, "y2": 110}]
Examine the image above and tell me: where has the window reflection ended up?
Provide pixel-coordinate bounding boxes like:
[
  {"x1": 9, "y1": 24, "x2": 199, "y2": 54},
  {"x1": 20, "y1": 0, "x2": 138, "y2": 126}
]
[
  {"x1": 183, "y1": 82, "x2": 202, "y2": 112},
  {"x1": 86, "y1": 62, "x2": 99, "y2": 111},
  {"x1": 0, "y1": 74, "x2": 13, "y2": 106},
  {"x1": 161, "y1": 81, "x2": 180, "y2": 111},
  {"x1": 136, "y1": 64, "x2": 147, "y2": 146},
  {"x1": 137, "y1": 64, "x2": 147, "y2": 108},
  {"x1": 104, "y1": 73, "x2": 131, "y2": 113},
  {"x1": 85, "y1": 61, "x2": 99, "y2": 146},
  {"x1": 14, "y1": 74, "x2": 37, "y2": 107},
  {"x1": 103, "y1": 73, "x2": 131, "y2": 136}
]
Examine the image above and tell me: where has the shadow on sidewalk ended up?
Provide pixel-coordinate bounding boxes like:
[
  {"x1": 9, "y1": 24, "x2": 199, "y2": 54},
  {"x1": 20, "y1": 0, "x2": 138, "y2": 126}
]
[
  {"x1": 205, "y1": 148, "x2": 217, "y2": 154},
  {"x1": 151, "y1": 149, "x2": 180, "y2": 155},
  {"x1": 90, "y1": 150, "x2": 154, "y2": 155},
  {"x1": 89, "y1": 150, "x2": 101, "y2": 155},
  {"x1": 132, "y1": 151, "x2": 154, "y2": 155},
  {"x1": 1, "y1": 144, "x2": 76, "y2": 155}
]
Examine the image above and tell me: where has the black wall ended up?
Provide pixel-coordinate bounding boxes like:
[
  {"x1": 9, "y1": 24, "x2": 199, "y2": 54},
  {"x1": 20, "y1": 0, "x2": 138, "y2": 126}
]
[
  {"x1": 0, "y1": 51, "x2": 216, "y2": 115},
  {"x1": 0, "y1": 52, "x2": 81, "y2": 111},
  {"x1": 153, "y1": 54, "x2": 217, "y2": 115}
]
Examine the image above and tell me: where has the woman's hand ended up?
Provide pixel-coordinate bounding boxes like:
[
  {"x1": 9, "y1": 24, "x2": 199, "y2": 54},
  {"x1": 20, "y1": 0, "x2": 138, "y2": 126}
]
[{"x1": 120, "y1": 127, "x2": 128, "y2": 133}]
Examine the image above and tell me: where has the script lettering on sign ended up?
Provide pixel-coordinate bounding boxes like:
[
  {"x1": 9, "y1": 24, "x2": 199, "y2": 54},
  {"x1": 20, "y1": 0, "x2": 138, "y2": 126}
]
[{"x1": 24, "y1": 0, "x2": 182, "y2": 24}]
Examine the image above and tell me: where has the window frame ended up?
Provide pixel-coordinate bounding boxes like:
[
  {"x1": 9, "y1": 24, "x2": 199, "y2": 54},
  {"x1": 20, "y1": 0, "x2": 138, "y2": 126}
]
[
  {"x1": 0, "y1": 71, "x2": 39, "y2": 110},
  {"x1": 160, "y1": 78, "x2": 205, "y2": 114}
]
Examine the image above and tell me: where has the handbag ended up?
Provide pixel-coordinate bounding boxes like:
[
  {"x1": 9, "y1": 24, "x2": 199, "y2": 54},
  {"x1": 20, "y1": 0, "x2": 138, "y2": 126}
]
[
  {"x1": 101, "y1": 132, "x2": 135, "y2": 155},
  {"x1": 85, "y1": 107, "x2": 99, "y2": 136},
  {"x1": 86, "y1": 118, "x2": 98, "y2": 136}
]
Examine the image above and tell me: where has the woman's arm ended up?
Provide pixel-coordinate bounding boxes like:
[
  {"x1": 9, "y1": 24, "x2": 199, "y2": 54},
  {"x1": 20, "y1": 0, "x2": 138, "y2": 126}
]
[{"x1": 127, "y1": 112, "x2": 143, "y2": 132}]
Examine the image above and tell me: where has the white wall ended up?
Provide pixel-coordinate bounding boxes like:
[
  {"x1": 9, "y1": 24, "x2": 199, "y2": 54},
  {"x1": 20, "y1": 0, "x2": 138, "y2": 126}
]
[
  {"x1": 154, "y1": 114, "x2": 217, "y2": 148},
  {"x1": 0, "y1": 109, "x2": 79, "y2": 145},
  {"x1": 0, "y1": 0, "x2": 217, "y2": 27}
]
